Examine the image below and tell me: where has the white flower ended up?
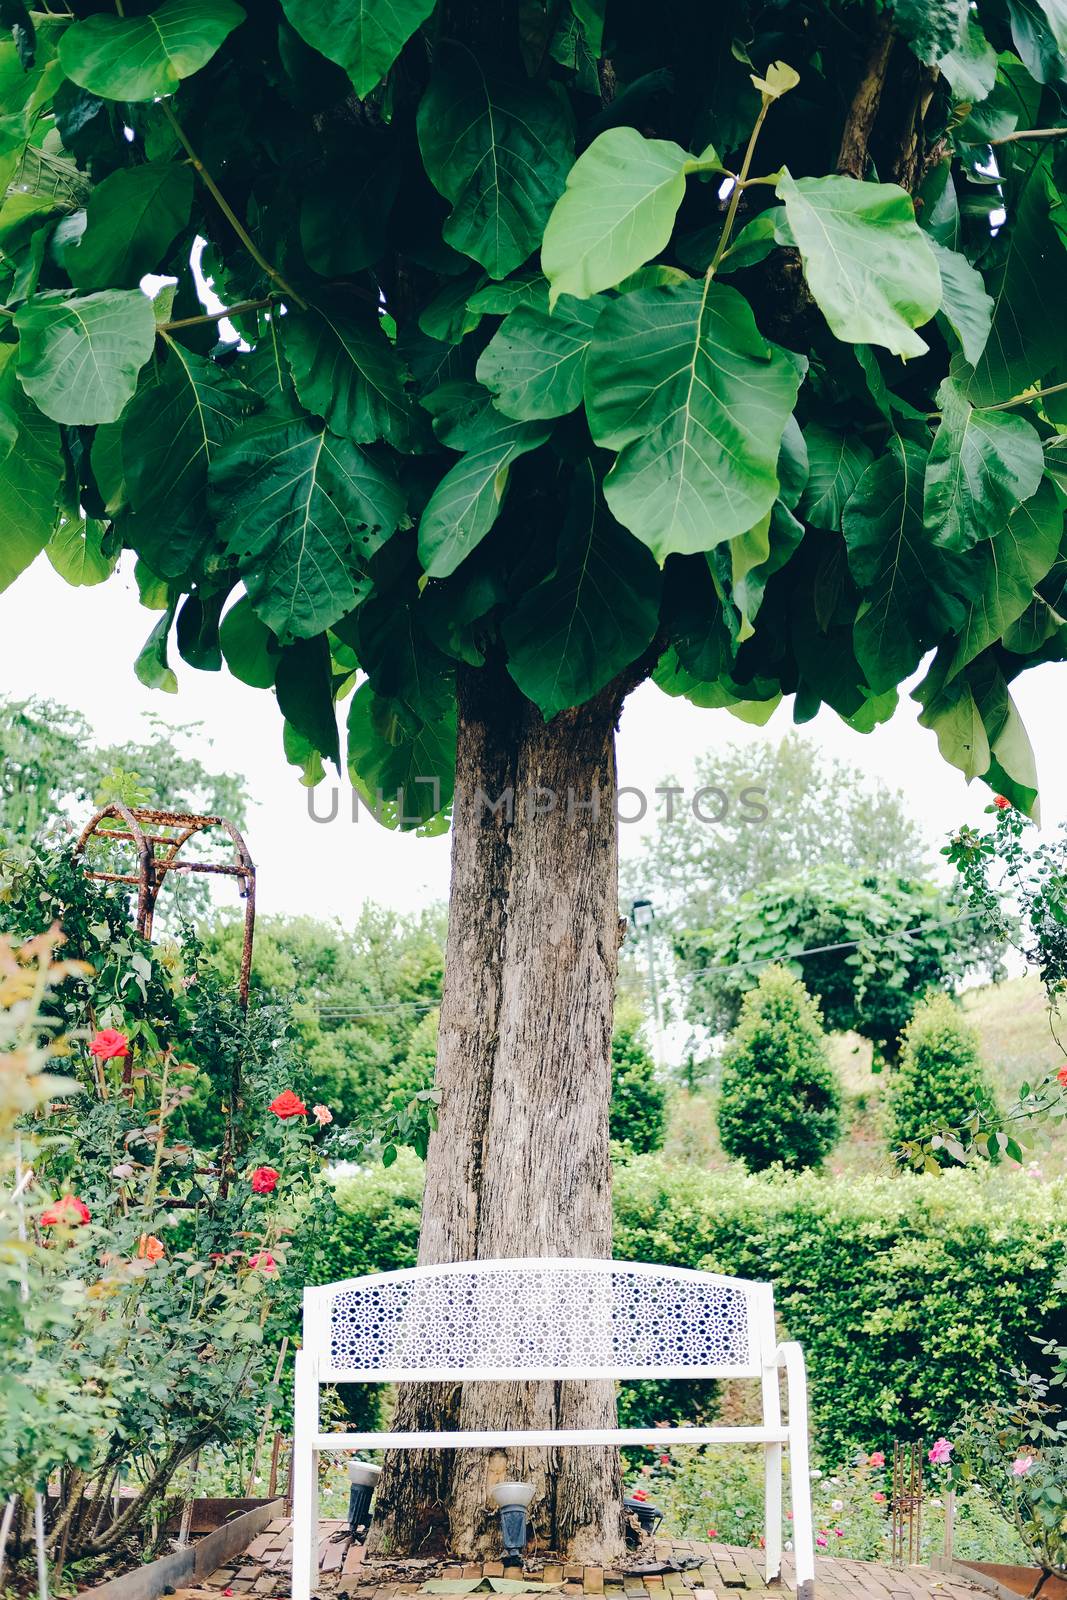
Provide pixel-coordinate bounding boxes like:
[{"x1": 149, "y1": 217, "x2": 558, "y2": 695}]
[{"x1": 831, "y1": 1500, "x2": 843, "y2": 1512}]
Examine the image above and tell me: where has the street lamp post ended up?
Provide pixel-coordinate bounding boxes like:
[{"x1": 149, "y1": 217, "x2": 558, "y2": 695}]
[{"x1": 630, "y1": 897, "x2": 666, "y2": 1069}]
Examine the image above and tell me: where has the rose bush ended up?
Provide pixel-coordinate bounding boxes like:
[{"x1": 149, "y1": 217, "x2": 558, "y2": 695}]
[{"x1": 0, "y1": 846, "x2": 369, "y2": 1579}]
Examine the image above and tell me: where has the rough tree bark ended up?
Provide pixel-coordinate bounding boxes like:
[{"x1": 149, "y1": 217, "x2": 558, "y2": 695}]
[{"x1": 368, "y1": 658, "x2": 628, "y2": 1563}]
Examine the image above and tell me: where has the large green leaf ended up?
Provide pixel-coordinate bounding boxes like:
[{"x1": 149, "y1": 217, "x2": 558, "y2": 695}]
[
  {"x1": 502, "y1": 459, "x2": 661, "y2": 716},
  {"x1": 475, "y1": 294, "x2": 603, "y2": 420},
  {"x1": 888, "y1": 0, "x2": 966, "y2": 61},
  {"x1": 278, "y1": 0, "x2": 434, "y2": 98},
  {"x1": 1008, "y1": 0, "x2": 1067, "y2": 86},
  {"x1": 275, "y1": 633, "x2": 340, "y2": 769},
  {"x1": 219, "y1": 594, "x2": 277, "y2": 687},
  {"x1": 46, "y1": 515, "x2": 115, "y2": 586},
  {"x1": 0, "y1": 350, "x2": 61, "y2": 592},
  {"x1": 914, "y1": 648, "x2": 991, "y2": 782},
  {"x1": 346, "y1": 680, "x2": 455, "y2": 833},
  {"x1": 211, "y1": 413, "x2": 404, "y2": 639},
  {"x1": 843, "y1": 439, "x2": 966, "y2": 692},
  {"x1": 923, "y1": 378, "x2": 1044, "y2": 550},
  {"x1": 930, "y1": 242, "x2": 993, "y2": 367},
  {"x1": 957, "y1": 154, "x2": 1067, "y2": 406},
  {"x1": 798, "y1": 424, "x2": 873, "y2": 532},
  {"x1": 121, "y1": 338, "x2": 259, "y2": 579},
  {"x1": 417, "y1": 43, "x2": 573, "y2": 279},
  {"x1": 283, "y1": 295, "x2": 413, "y2": 449},
  {"x1": 15, "y1": 289, "x2": 156, "y2": 425},
  {"x1": 584, "y1": 279, "x2": 804, "y2": 563},
  {"x1": 776, "y1": 172, "x2": 941, "y2": 359},
  {"x1": 417, "y1": 403, "x2": 550, "y2": 580},
  {"x1": 67, "y1": 163, "x2": 193, "y2": 291},
  {"x1": 947, "y1": 478, "x2": 1063, "y2": 678},
  {"x1": 939, "y1": 12, "x2": 997, "y2": 102},
  {"x1": 58, "y1": 0, "x2": 244, "y2": 101},
  {"x1": 541, "y1": 127, "x2": 717, "y2": 306}
]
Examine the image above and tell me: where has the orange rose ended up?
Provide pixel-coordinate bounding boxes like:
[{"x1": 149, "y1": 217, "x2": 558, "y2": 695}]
[{"x1": 137, "y1": 1234, "x2": 165, "y2": 1262}]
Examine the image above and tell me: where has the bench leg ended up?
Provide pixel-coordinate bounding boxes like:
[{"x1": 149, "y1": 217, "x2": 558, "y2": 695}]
[
  {"x1": 292, "y1": 1352, "x2": 319, "y2": 1600},
  {"x1": 764, "y1": 1442, "x2": 783, "y2": 1583}
]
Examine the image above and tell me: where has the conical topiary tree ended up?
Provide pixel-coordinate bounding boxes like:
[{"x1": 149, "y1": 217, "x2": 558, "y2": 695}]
[
  {"x1": 717, "y1": 965, "x2": 841, "y2": 1172},
  {"x1": 886, "y1": 990, "x2": 997, "y2": 1162}
]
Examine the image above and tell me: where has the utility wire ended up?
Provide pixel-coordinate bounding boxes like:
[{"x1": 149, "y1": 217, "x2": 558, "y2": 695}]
[{"x1": 312, "y1": 911, "x2": 988, "y2": 1019}]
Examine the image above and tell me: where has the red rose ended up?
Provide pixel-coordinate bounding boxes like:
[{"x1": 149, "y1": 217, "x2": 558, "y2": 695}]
[
  {"x1": 251, "y1": 1166, "x2": 280, "y2": 1195},
  {"x1": 269, "y1": 1090, "x2": 307, "y2": 1119},
  {"x1": 993, "y1": 795, "x2": 1012, "y2": 811},
  {"x1": 1058, "y1": 1065, "x2": 1067, "y2": 1087},
  {"x1": 89, "y1": 1028, "x2": 129, "y2": 1061},
  {"x1": 659, "y1": 1454, "x2": 670, "y2": 1465},
  {"x1": 41, "y1": 1195, "x2": 90, "y2": 1226},
  {"x1": 248, "y1": 1250, "x2": 278, "y2": 1275},
  {"x1": 631, "y1": 1490, "x2": 648, "y2": 1502}
]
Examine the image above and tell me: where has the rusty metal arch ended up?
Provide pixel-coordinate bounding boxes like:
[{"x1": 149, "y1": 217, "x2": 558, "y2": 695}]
[{"x1": 74, "y1": 803, "x2": 256, "y2": 1004}]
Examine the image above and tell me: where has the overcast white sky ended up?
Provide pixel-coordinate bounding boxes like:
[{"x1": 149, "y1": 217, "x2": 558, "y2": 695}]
[{"x1": 2, "y1": 552, "x2": 1066, "y2": 924}]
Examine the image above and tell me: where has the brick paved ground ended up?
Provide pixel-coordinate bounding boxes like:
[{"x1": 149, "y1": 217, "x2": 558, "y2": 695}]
[{"x1": 186, "y1": 1521, "x2": 988, "y2": 1600}]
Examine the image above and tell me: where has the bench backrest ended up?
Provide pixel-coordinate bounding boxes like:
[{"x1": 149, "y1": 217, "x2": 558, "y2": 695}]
[{"x1": 302, "y1": 1258, "x2": 776, "y2": 1383}]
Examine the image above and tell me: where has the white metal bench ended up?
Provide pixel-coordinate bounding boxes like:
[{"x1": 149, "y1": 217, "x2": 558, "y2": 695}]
[{"x1": 291, "y1": 1258, "x2": 816, "y2": 1599}]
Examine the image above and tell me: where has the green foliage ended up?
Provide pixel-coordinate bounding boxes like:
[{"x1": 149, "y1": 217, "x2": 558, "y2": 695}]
[
  {"x1": 200, "y1": 904, "x2": 445, "y2": 1130},
  {"x1": 646, "y1": 1445, "x2": 1024, "y2": 1566},
  {"x1": 886, "y1": 991, "x2": 998, "y2": 1161},
  {"x1": 716, "y1": 965, "x2": 841, "y2": 1172},
  {"x1": 610, "y1": 1002, "x2": 667, "y2": 1155},
  {"x1": 324, "y1": 1155, "x2": 1067, "y2": 1464},
  {"x1": 774, "y1": 174, "x2": 940, "y2": 358},
  {"x1": 951, "y1": 1368, "x2": 1067, "y2": 1576},
  {"x1": 2, "y1": 2, "x2": 1066, "y2": 819},
  {"x1": 681, "y1": 867, "x2": 987, "y2": 1060},
  {"x1": 621, "y1": 732, "x2": 926, "y2": 935}
]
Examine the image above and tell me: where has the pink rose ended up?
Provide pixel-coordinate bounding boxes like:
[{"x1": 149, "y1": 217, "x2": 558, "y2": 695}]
[
  {"x1": 872, "y1": 1492, "x2": 886, "y2": 1504},
  {"x1": 928, "y1": 1438, "x2": 953, "y2": 1466},
  {"x1": 816, "y1": 1534, "x2": 828, "y2": 1548},
  {"x1": 1013, "y1": 1455, "x2": 1035, "y2": 1477},
  {"x1": 312, "y1": 1104, "x2": 333, "y2": 1126},
  {"x1": 248, "y1": 1250, "x2": 278, "y2": 1276},
  {"x1": 868, "y1": 1451, "x2": 885, "y2": 1468}
]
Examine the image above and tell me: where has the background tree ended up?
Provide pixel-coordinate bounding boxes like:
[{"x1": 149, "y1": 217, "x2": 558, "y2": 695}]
[
  {"x1": 885, "y1": 991, "x2": 998, "y2": 1163},
  {"x1": 3, "y1": 0, "x2": 1067, "y2": 1559},
  {"x1": 621, "y1": 732, "x2": 927, "y2": 931},
  {"x1": 202, "y1": 906, "x2": 446, "y2": 1125},
  {"x1": 609, "y1": 1002, "x2": 667, "y2": 1154},
  {"x1": 716, "y1": 965, "x2": 841, "y2": 1172},
  {"x1": 680, "y1": 867, "x2": 992, "y2": 1061},
  {"x1": 0, "y1": 698, "x2": 247, "y2": 842}
]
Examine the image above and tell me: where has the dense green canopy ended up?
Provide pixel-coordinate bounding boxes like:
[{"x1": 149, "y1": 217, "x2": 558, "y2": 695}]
[{"x1": 2, "y1": 0, "x2": 1067, "y2": 821}]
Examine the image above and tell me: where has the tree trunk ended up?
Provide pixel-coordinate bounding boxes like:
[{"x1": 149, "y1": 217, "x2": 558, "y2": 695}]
[{"x1": 368, "y1": 659, "x2": 626, "y2": 1563}]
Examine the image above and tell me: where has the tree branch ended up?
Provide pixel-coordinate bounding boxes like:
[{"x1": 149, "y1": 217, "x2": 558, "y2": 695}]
[
  {"x1": 161, "y1": 104, "x2": 308, "y2": 311},
  {"x1": 836, "y1": 11, "x2": 894, "y2": 177}
]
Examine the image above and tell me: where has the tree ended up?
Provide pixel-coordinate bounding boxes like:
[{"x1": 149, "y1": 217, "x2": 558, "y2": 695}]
[
  {"x1": 609, "y1": 1002, "x2": 667, "y2": 1154},
  {"x1": 1, "y1": 0, "x2": 1066, "y2": 1560},
  {"x1": 680, "y1": 867, "x2": 991, "y2": 1060},
  {"x1": 716, "y1": 965, "x2": 841, "y2": 1171},
  {"x1": 621, "y1": 732, "x2": 927, "y2": 932},
  {"x1": 201, "y1": 905, "x2": 445, "y2": 1126},
  {"x1": 885, "y1": 990, "x2": 997, "y2": 1162}
]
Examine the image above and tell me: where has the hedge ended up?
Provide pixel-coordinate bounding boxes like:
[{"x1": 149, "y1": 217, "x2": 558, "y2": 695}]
[{"x1": 320, "y1": 1156, "x2": 1067, "y2": 1462}]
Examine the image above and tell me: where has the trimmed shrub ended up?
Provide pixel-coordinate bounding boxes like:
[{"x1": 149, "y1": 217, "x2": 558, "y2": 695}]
[
  {"x1": 321, "y1": 1157, "x2": 1067, "y2": 1463},
  {"x1": 716, "y1": 965, "x2": 841, "y2": 1171},
  {"x1": 886, "y1": 990, "x2": 997, "y2": 1159},
  {"x1": 614, "y1": 1159, "x2": 1067, "y2": 1461},
  {"x1": 611, "y1": 1002, "x2": 667, "y2": 1154}
]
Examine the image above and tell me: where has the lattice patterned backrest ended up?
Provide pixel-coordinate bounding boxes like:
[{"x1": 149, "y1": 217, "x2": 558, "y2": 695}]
[{"x1": 304, "y1": 1258, "x2": 772, "y2": 1382}]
